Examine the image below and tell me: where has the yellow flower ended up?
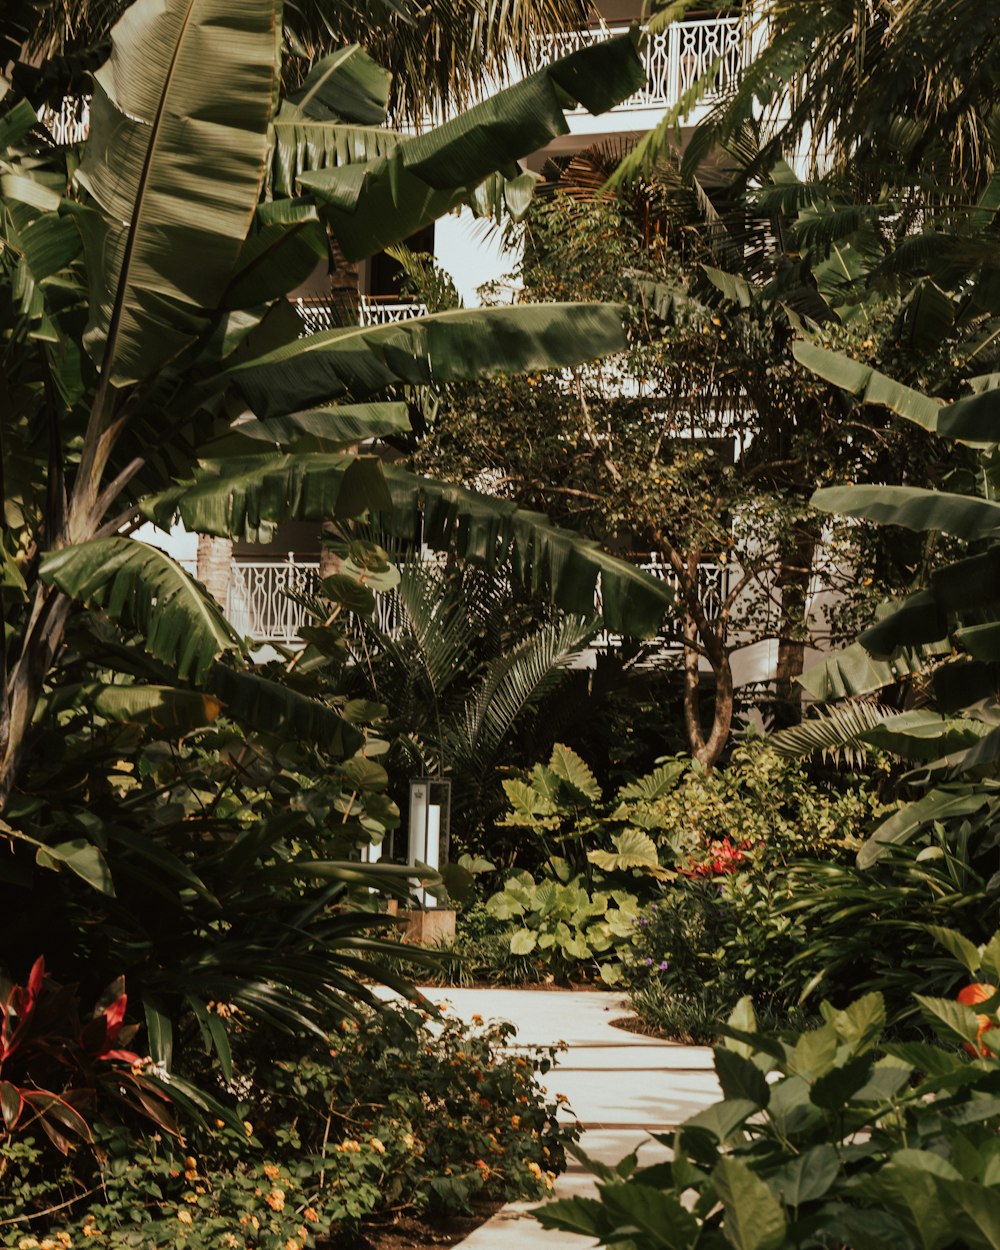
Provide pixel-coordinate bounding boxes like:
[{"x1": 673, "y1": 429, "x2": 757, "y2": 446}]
[
  {"x1": 285, "y1": 1241, "x2": 301, "y2": 1250},
  {"x1": 17, "y1": 1239, "x2": 39, "y2": 1249},
  {"x1": 369, "y1": 1138, "x2": 386, "y2": 1154},
  {"x1": 82, "y1": 1227, "x2": 99, "y2": 1240},
  {"x1": 178, "y1": 1209, "x2": 194, "y2": 1225},
  {"x1": 56, "y1": 1237, "x2": 72, "y2": 1250},
  {"x1": 243, "y1": 1120, "x2": 254, "y2": 1136},
  {"x1": 264, "y1": 1162, "x2": 281, "y2": 1179},
  {"x1": 527, "y1": 1161, "x2": 542, "y2": 1179},
  {"x1": 222, "y1": 1237, "x2": 240, "y2": 1249},
  {"x1": 184, "y1": 1168, "x2": 198, "y2": 1181},
  {"x1": 303, "y1": 1208, "x2": 319, "y2": 1223},
  {"x1": 184, "y1": 1192, "x2": 199, "y2": 1204},
  {"x1": 265, "y1": 1188, "x2": 286, "y2": 1212},
  {"x1": 511, "y1": 1115, "x2": 520, "y2": 1129},
  {"x1": 40, "y1": 1241, "x2": 58, "y2": 1250}
]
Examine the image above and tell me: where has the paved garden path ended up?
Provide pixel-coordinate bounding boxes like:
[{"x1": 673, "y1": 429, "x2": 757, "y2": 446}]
[{"x1": 412, "y1": 988, "x2": 720, "y2": 1249}]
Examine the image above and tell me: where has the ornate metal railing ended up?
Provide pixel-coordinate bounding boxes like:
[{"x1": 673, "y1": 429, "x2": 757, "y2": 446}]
[
  {"x1": 530, "y1": 17, "x2": 745, "y2": 112},
  {"x1": 227, "y1": 557, "x2": 321, "y2": 645},
  {"x1": 227, "y1": 551, "x2": 725, "y2": 650},
  {"x1": 594, "y1": 557, "x2": 727, "y2": 652},
  {"x1": 294, "y1": 296, "x2": 428, "y2": 334}
]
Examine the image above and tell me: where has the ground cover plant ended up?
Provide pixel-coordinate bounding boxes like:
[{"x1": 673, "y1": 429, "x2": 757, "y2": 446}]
[{"x1": 0, "y1": 1001, "x2": 579, "y2": 1247}]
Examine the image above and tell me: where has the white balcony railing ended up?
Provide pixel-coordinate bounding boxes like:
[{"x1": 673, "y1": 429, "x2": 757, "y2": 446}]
[
  {"x1": 227, "y1": 556, "x2": 320, "y2": 645},
  {"x1": 228, "y1": 552, "x2": 726, "y2": 649},
  {"x1": 530, "y1": 17, "x2": 745, "y2": 113},
  {"x1": 295, "y1": 296, "x2": 428, "y2": 334},
  {"x1": 594, "y1": 556, "x2": 728, "y2": 652}
]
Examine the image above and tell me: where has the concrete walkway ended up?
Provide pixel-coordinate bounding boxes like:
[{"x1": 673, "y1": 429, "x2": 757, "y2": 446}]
[{"x1": 411, "y1": 988, "x2": 721, "y2": 1249}]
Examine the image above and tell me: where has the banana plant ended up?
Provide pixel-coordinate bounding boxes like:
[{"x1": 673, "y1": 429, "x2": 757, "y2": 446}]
[
  {"x1": 0, "y1": 0, "x2": 670, "y2": 817},
  {"x1": 792, "y1": 348, "x2": 1000, "y2": 866},
  {"x1": 0, "y1": 0, "x2": 679, "y2": 1060}
]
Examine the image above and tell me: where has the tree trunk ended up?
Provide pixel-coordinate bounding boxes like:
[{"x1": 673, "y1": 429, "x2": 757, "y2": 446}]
[
  {"x1": 682, "y1": 618, "x2": 734, "y2": 771},
  {"x1": 196, "y1": 535, "x2": 233, "y2": 608},
  {"x1": 772, "y1": 523, "x2": 819, "y2": 729}
]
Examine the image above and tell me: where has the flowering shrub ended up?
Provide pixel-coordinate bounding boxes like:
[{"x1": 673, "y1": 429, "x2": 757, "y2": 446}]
[
  {"x1": 0, "y1": 1003, "x2": 579, "y2": 1247},
  {"x1": 677, "y1": 836, "x2": 752, "y2": 878}
]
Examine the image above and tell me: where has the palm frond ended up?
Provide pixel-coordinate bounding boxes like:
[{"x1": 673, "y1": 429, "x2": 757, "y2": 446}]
[{"x1": 769, "y1": 700, "x2": 894, "y2": 766}]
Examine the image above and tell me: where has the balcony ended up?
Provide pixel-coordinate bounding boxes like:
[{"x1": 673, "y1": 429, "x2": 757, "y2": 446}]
[
  {"x1": 528, "y1": 17, "x2": 746, "y2": 115},
  {"x1": 226, "y1": 552, "x2": 727, "y2": 649},
  {"x1": 226, "y1": 557, "x2": 321, "y2": 646},
  {"x1": 41, "y1": 16, "x2": 747, "y2": 152},
  {"x1": 295, "y1": 296, "x2": 429, "y2": 334}
]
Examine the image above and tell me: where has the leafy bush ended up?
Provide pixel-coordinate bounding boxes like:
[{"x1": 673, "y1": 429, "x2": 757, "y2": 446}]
[
  {"x1": 0, "y1": 1002, "x2": 579, "y2": 1246},
  {"x1": 539, "y1": 976, "x2": 1000, "y2": 1250},
  {"x1": 485, "y1": 858, "x2": 641, "y2": 984}
]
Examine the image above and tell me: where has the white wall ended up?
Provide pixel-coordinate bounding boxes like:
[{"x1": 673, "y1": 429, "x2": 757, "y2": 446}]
[{"x1": 434, "y1": 208, "x2": 520, "y2": 307}]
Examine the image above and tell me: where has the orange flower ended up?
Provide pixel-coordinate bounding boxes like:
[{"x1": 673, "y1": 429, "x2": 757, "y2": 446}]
[
  {"x1": 303, "y1": 1208, "x2": 319, "y2": 1223},
  {"x1": 958, "y1": 982, "x2": 998, "y2": 1055}
]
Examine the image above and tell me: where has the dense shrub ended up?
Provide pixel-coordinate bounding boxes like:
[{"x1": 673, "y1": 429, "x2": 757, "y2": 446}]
[
  {"x1": 0, "y1": 1004, "x2": 579, "y2": 1247},
  {"x1": 619, "y1": 746, "x2": 887, "y2": 1039},
  {"x1": 539, "y1": 969, "x2": 1000, "y2": 1250}
]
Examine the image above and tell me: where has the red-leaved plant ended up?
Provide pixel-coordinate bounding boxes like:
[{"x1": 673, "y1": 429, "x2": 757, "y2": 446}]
[{"x1": 0, "y1": 957, "x2": 177, "y2": 1151}]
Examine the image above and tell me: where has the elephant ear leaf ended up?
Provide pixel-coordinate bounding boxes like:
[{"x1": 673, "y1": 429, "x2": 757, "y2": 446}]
[
  {"x1": 75, "y1": 0, "x2": 278, "y2": 385},
  {"x1": 39, "y1": 538, "x2": 244, "y2": 681}
]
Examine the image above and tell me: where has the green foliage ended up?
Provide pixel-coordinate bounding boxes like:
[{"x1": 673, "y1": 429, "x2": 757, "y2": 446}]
[
  {"x1": 0, "y1": 1003, "x2": 581, "y2": 1245},
  {"x1": 539, "y1": 985, "x2": 1000, "y2": 1250},
  {"x1": 617, "y1": 747, "x2": 887, "y2": 1040},
  {"x1": 485, "y1": 860, "x2": 641, "y2": 985}
]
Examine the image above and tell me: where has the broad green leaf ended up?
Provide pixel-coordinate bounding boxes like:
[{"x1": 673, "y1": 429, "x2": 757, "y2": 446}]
[
  {"x1": 813, "y1": 485, "x2": 1000, "y2": 542},
  {"x1": 76, "y1": 0, "x2": 277, "y2": 384},
  {"x1": 142, "y1": 455, "x2": 391, "y2": 542},
  {"x1": 42, "y1": 682, "x2": 222, "y2": 733},
  {"x1": 860, "y1": 710, "x2": 990, "y2": 761},
  {"x1": 227, "y1": 304, "x2": 628, "y2": 419},
  {"x1": 766, "y1": 1144, "x2": 839, "y2": 1208},
  {"x1": 588, "y1": 828, "x2": 664, "y2": 873},
  {"x1": 680, "y1": 1098, "x2": 757, "y2": 1145},
  {"x1": 616, "y1": 760, "x2": 686, "y2": 801},
  {"x1": 39, "y1": 539, "x2": 243, "y2": 682},
  {"x1": 926, "y1": 925, "x2": 984, "y2": 975},
  {"x1": 598, "y1": 1182, "x2": 701, "y2": 1250},
  {"x1": 713, "y1": 1047, "x2": 770, "y2": 1109},
  {"x1": 787, "y1": 1024, "x2": 838, "y2": 1079},
  {"x1": 380, "y1": 467, "x2": 674, "y2": 637},
  {"x1": 35, "y1": 839, "x2": 114, "y2": 896},
  {"x1": 798, "y1": 640, "x2": 938, "y2": 700},
  {"x1": 549, "y1": 743, "x2": 601, "y2": 800},
  {"x1": 858, "y1": 1168, "x2": 956, "y2": 1250},
  {"x1": 913, "y1": 994, "x2": 981, "y2": 1046},
  {"x1": 300, "y1": 33, "x2": 645, "y2": 261},
  {"x1": 144, "y1": 997, "x2": 174, "y2": 1072},
  {"x1": 292, "y1": 45, "x2": 390, "y2": 126},
  {"x1": 210, "y1": 403, "x2": 412, "y2": 453},
  {"x1": 534, "y1": 1195, "x2": 606, "y2": 1238},
  {"x1": 510, "y1": 929, "x2": 538, "y2": 955},
  {"x1": 713, "y1": 1157, "x2": 787, "y2": 1250},
  {"x1": 944, "y1": 1179, "x2": 1000, "y2": 1250},
  {"x1": 793, "y1": 342, "x2": 941, "y2": 431},
  {"x1": 859, "y1": 788, "x2": 991, "y2": 868},
  {"x1": 211, "y1": 668, "x2": 363, "y2": 757},
  {"x1": 834, "y1": 992, "x2": 886, "y2": 1053}
]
